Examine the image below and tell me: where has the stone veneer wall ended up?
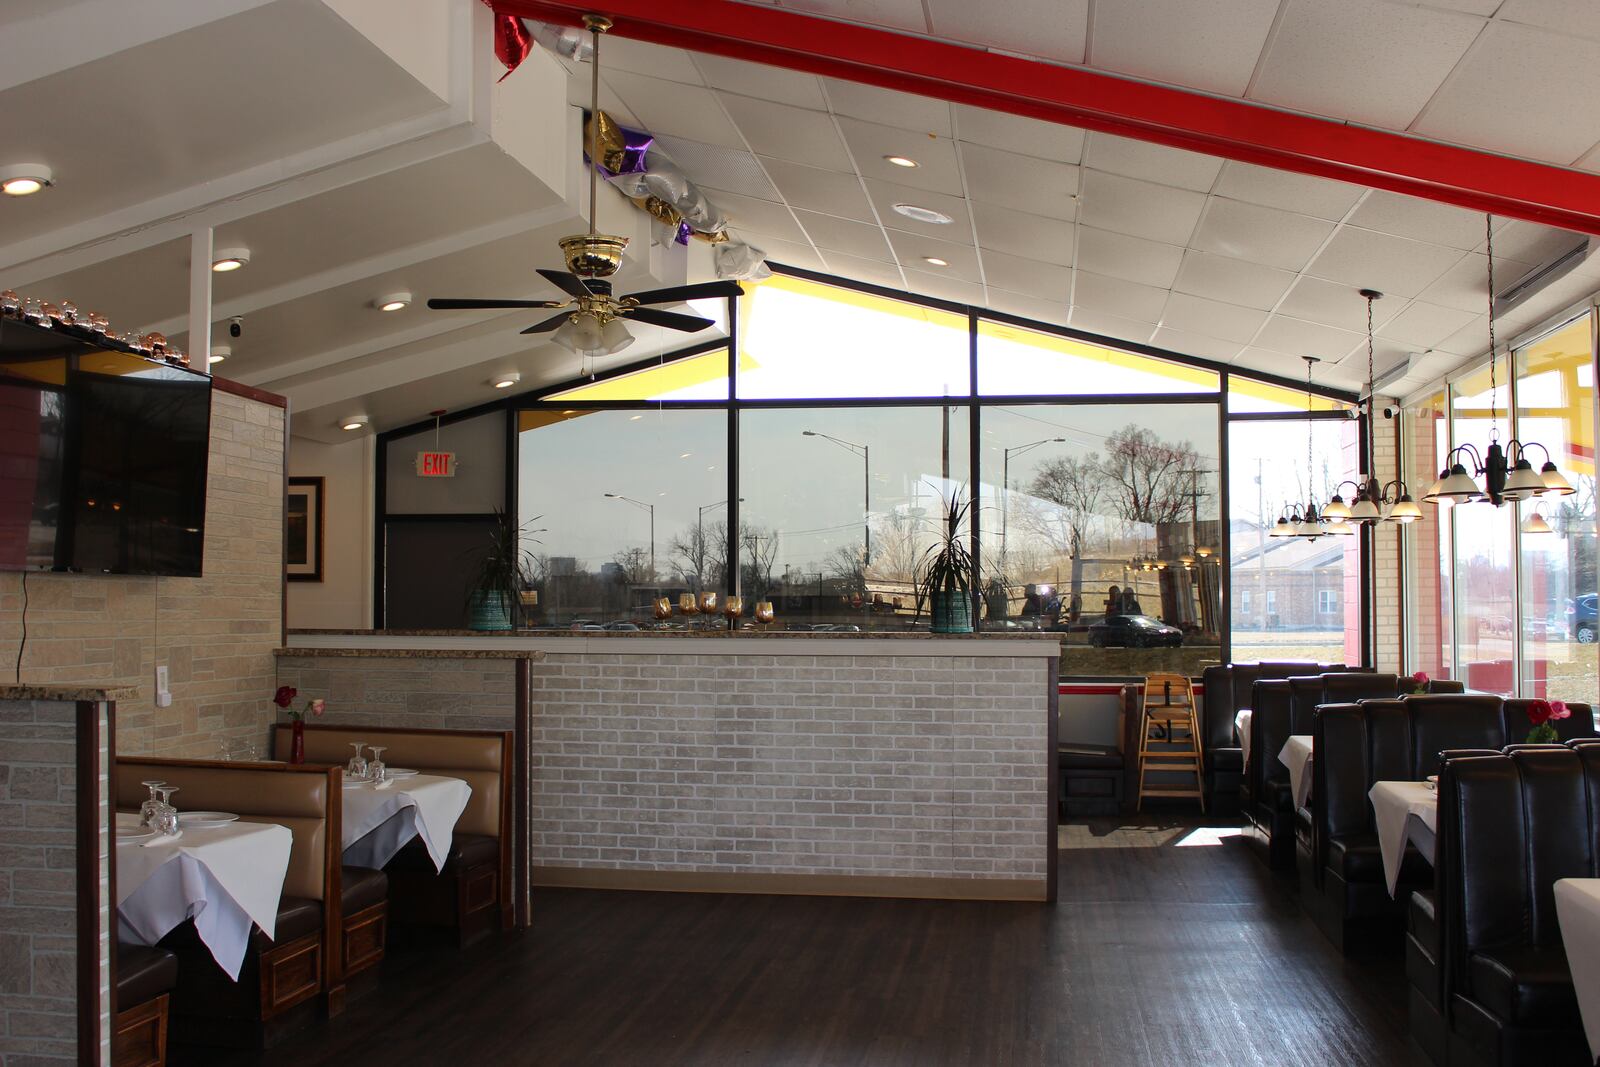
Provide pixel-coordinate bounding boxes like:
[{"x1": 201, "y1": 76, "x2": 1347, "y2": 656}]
[
  {"x1": 0, "y1": 699, "x2": 106, "y2": 1065},
  {"x1": 1373, "y1": 399, "x2": 1404, "y2": 673},
  {"x1": 273, "y1": 656, "x2": 517, "y2": 732},
  {"x1": 0, "y1": 388, "x2": 285, "y2": 757}
]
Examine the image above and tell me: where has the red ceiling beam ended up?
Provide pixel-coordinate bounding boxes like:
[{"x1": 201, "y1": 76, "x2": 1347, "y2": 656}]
[{"x1": 498, "y1": 0, "x2": 1600, "y2": 237}]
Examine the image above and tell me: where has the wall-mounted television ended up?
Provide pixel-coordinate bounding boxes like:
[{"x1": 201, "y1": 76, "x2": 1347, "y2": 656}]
[{"x1": 0, "y1": 319, "x2": 212, "y2": 576}]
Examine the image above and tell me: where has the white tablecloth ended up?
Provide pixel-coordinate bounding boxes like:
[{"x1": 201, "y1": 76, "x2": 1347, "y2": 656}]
[
  {"x1": 1236, "y1": 709, "x2": 1252, "y2": 770},
  {"x1": 1555, "y1": 878, "x2": 1600, "y2": 1062},
  {"x1": 1279, "y1": 734, "x2": 1315, "y2": 809},
  {"x1": 1368, "y1": 780, "x2": 1438, "y2": 896},
  {"x1": 340, "y1": 774, "x2": 471, "y2": 872},
  {"x1": 116, "y1": 816, "x2": 293, "y2": 980}
]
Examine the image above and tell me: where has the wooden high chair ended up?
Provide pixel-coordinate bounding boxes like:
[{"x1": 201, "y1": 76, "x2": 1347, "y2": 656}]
[{"x1": 1136, "y1": 672, "x2": 1205, "y2": 812}]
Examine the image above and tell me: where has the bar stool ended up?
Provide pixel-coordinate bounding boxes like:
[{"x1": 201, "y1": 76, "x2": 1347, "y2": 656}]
[{"x1": 1136, "y1": 672, "x2": 1205, "y2": 812}]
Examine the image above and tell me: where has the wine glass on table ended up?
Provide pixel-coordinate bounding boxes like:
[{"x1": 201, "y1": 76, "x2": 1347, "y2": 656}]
[
  {"x1": 139, "y1": 781, "x2": 166, "y2": 828},
  {"x1": 347, "y1": 742, "x2": 368, "y2": 780},
  {"x1": 155, "y1": 786, "x2": 180, "y2": 836},
  {"x1": 367, "y1": 745, "x2": 387, "y2": 784}
]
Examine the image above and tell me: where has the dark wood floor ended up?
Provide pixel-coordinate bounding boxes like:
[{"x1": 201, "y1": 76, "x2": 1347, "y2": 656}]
[{"x1": 233, "y1": 817, "x2": 1422, "y2": 1067}]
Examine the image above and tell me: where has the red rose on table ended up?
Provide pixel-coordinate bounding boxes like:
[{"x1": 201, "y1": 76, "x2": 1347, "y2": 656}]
[
  {"x1": 1528, "y1": 699, "x2": 1553, "y2": 725},
  {"x1": 273, "y1": 685, "x2": 297, "y2": 708}
]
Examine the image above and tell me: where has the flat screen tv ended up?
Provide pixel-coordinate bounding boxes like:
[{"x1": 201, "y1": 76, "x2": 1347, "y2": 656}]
[{"x1": 0, "y1": 319, "x2": 212, "y2": 576}]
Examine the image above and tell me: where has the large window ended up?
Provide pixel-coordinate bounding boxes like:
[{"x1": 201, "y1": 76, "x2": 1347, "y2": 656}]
[
  {"x1": 1405, "y1": 390, "x2": 1452, "y2": 682},
  {"x1": 1227, "y1": 417, "x2": 1362, "y2": 665}
]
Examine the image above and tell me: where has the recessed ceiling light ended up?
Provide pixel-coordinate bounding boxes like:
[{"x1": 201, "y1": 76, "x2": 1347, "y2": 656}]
[
  {"x1": 208, "y1": 345, "x2": 230, "y2": 365},
  {"x1": 892, "y1": 203, "x2": 953, "y2": 225},
  {"x1": 884, "y1": 155, "x2": 919, "y2": 168},
  {"x1": 375, "y1": 291, "x2": 412, "y2": 312},
  {"x1": 491, "y1": 372, "x2": 521, "y2": 390},
  {"x1": 923, "y1": 256, "x2": 949, "y2": 267},
  {"x1": 341, "y1": 415, "x2": 369, "y2": 432},
  {"x1": 211, "y1": 247, "x2": 250, "y2": 273},
  {"x1": 0, "y1": 164, "x2": 52, "y2": 196}
]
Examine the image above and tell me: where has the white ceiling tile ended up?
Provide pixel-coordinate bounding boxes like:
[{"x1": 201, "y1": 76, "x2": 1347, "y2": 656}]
[
  {"x1": 972, "y1": 202, "x2": 1077, "y2": 265},
  {"x1": 1159, "y1": 292, "x2": 1267, "y2": 344},
  {"x1": 819, "y1": 252, "x2": 905, "y2": 289},
  {"x1": 1150, "y1": 327, "x2": 1245, "y2": 364},
  {"x1": 1277, "y1": 276, "x2": 1403, "y2": 333},
  {"x1": 1249, "y1": 0, "x2": 1483, "y2": 129},
  {"x1": 1413, "y1": 20, "x2": 1600, "y2": 164},
  {"x1": 703, "y1": 188, "x2": 808, "y2": 243},
  {"x1": 1234, "y1": 348, "x2": 1345, "y2": 386},
  {"x1": 793, "y1": 210, "x2": 894, "y2": 261},
  {"x1": 741, "y1": 237, "x2": 827, "y2": 273},
  {"x1": 652, "y1": 136, "x2": 778, "y2": 201},
  {"x1": 1254, "y1": 315, "x2": 1365, "y2": 362},
  {"x1": 599, "y1": 37, "x2": 705, "y2": 84},
  {"x1": 1089, "y1": 0, "x2": 1281, "y2": 96},
  {"x1": 960, "y1": 142, "x2": 1080, "y2": 219},
  {"x1": 1436, "y1": 316, "x2": 1491, "y2": 356},
  {"x1": 863, "y1": 177, "x2": 972, "y2": 233},
  {"x1": 821, "y1": 79, "x2": 953, "y2": 135},
  {"x1": 1497, "y1": 0, "x2": 1600, "y2": 41},
  {"x1": 1213, "y1": 162, "x2": 1366, "y2": 221},
  {"x1": 835, "y1": 118, "x2": 965, "y2": 194},
  {"x1": 1068, "y1": 309, "x2": 1158, "y2": 347},
  {"x1": 1483, "y1": 220, "x2": 1590, "y2": 269},
  {"x1": 885, "y1": 230, "x2": 985, "y2": 283},
  {"x1": 1376, "y1": 301, "x2": 1480, "y2": 350},
  {"x1": 579, "y1": 76, "x2": 642, "y2": 127},
  {"x1": 1424, "y1": 0, "x2": 1501, "y2": 14},
  {"x1": 900, "y1": 268, "x2": 985, "y2": 306},
  {"x1": 952, "y1": 105, "x2": 1084, "y2": 163},
  {"x1": 1073, "y1": 270, "x2": 1169, "y2": 323},
  {"x1": 763, "y1": 158, "x2": 876, "y2": 221},
  {"x1": 603, "y1": 72, "x2": 747, "y2": 149},
  {"x1": 1417, "y1": 253, "x2": 1500, "y2": 313},
  {"x1": 1083, "y1": 134, "x2": 1225, "y2": 193},
  {"x1": 1346, "y1": 191, "x2": 1493, "y2": 250},
  {"x1": 1079, "y1": 170, "x2": 1207, "y2": 245},
  {"x1": 780, "y1": 0, "x2": 929, "y2": 33},
  {"x1": 979, "y1": 250, "x2": 1073, "y2": 301},
  {"x1": 927, "y1": 0, "x2": 1089, "y2": 63},
  {"x1": 987, "y1": 289, "x2": 1071, "y2": 328},
  {"x1": 1173, "y1": 251, "x2": 1298, "y2": 310},
  {"x1": 692, "y1": 55, "x2": 828, "y2": 109},
  {"x1": 1190, "y1": 198, "x2": 1336, "y2": 272},
  {"x1": 716, "y1": 94, "x2": 852, "y2": 171},
  {"x1": 1075, "y1": 226, "x2": 1184, "y2": 288},
  {"x1": 1306, "y1": 228, "x2": 1463, "y2": 298}
]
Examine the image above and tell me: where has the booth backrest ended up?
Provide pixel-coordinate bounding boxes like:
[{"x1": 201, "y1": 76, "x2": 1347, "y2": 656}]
[
  {"x1": 1504, "y1": 699, "x2": 1600, "y2": 745},
  {"x1": 115, "y1": 759, "x2": 337, "y2": 901},
  {"x1": 1250, "y1": 679, "x2": 1297, "y2": 795},
  {"x1": 1322, "y1": 672, "x2": 1400, "y2": 708},
  {"x1": 1204, "y1": 660, "x2": 1346, "y2": 755},
  {"x1": 1409, "y1": 695, "x2": 1509, "y2": 779},
  {"x1": 273, "y1": 724, "x2": 510, "y2": 839}
]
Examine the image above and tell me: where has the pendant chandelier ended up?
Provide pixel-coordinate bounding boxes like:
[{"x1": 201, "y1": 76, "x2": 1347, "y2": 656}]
[
  {"x1": 1321, "y1": 288, "x2": 1422, "y2": 526},
  {"x1": 1271, "y1": 357, "x2": 1339, "y2": 539},
  {"x1": 1423, "y1": 214, "x2": 1574, "y2": 507}
]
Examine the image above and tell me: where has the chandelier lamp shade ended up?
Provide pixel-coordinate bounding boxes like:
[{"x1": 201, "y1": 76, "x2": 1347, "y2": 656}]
[{"x1": 1423, "y1": 215, "x2": 1570, "y2": 509}]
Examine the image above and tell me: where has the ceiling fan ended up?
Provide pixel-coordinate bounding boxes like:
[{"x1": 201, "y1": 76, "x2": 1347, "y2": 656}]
[{"x1": 427, "y1": 14, "x2": 741, "y2": 359}]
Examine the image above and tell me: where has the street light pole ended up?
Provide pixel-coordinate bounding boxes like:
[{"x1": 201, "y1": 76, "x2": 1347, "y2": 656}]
[
  {"x1": 604, "y1": 493, "x2": 655, "y2": 580},
  {"x1": 1001, "y1": 437, "x2": 1066, "y2": 566},
  {"x1": 802, "y1": 430, "x2": 871, "y2": 567}
]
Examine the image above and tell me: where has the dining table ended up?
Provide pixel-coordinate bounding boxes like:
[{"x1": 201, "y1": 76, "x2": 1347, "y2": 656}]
[
  {"x1": 1554, "y1": 878, "x2": 1600, "y2": 1062},
  {"x1": 339, "y1": 773, "x2": 472, "y2": 871},
  {"x1": 1235, "y1": 709, "x2": 1252, "y2": 770},
  {"x1": 116, "y1": 813, "x2": 293, "y2": 980},
  {"x1": 1368, "y1": 780, "x2": 1438, "y2": 896},
  {"x1": 1279, "y1": 734, "x2": 1315, "y2": 809}
]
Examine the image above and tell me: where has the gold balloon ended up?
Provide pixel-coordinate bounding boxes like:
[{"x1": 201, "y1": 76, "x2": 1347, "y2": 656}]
[{"x1": 584, "y1": 109, "x2": 632, "y2": 175}]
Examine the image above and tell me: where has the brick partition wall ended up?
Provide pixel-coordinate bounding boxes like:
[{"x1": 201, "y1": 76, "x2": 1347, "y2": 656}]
[{"x1": 0, "y1": 387, "x2": 285, "y2": 758}]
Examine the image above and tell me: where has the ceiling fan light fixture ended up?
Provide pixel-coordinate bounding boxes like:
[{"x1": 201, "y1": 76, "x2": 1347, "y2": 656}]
[
  {"x1": 552, "y1": 313, "x2": 604, "y2": 355},
  {"x1": 600, "y1": 316, "x2": 634, "y2": 355}
]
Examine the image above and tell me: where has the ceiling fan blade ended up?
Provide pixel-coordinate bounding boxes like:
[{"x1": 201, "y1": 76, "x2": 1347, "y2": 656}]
[
  {"x1": 537, "y1": 269, "x2": 595, "y2": 299},
  {"x1": 624, "y1": 280, "x2": 743, "y2": 305},
  {"x1": 520, "y1": 312, "x2": 574, "y2": 335},
  {"x1": 623, "y1": 307, "x2": 716, "y2": 332},
  {"x1": 427, "y1": 298, "x2": 564, "y2": 310}
]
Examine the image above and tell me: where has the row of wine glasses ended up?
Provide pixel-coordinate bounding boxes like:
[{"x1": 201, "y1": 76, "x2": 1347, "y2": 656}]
[
  {"x1": 346, "y1": 742, "x2": 389, "y2": 783},
  {"x1": 138, "y1": 780, "x2": 181, "y2": 836}
]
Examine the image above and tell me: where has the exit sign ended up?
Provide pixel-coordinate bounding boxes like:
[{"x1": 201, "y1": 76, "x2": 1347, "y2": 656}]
[{"x1": 415, "y1": 451, "x2": 456, "y2": 477}]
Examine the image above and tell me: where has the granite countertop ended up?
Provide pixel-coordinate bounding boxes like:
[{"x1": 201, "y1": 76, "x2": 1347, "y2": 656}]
[
  {"x1": 0, "y1": 683, "x2": 141, "y2": 701},
  {"x1": 287, "y1": 628, "x2": 1063, "y2": 640},
  {"x1": 275, "y1": 647, "x2": 547, "y2": 660}
]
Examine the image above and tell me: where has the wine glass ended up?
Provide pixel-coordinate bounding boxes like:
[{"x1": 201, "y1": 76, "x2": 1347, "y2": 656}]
[
  {"x1": 139, "y1": 780, "x2": 165, "y2": 827},
  {"x1": 155, "y1": 786, "x2": 180, "y2": 836},
  {"x1": 347, "y1": 742, "x2": 368, "y2": 779},
  {"x1": 367, "y1": 745, "x2": 387, "y2": 784}
]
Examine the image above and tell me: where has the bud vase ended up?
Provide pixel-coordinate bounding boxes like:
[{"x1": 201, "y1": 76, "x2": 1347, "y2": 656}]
[{"x1": 289, "y1": 719, "x2": 306, "y2": 764}]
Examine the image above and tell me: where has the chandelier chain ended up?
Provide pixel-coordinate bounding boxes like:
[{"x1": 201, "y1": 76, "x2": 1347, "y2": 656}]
[
  {"x1": 1486, "y1": 213, "x2": 1498, "y2": 431},
  {"x1": 1366, "y1": 292, "x2": 1377, "y2": 480}
]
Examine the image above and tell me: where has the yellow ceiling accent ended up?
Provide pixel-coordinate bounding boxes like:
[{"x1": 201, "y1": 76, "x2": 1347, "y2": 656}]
[
  {"x1": 542, "y1": 347, "x2": 741, "y2": 403},
  {"x1": 979, "y1": 318, "x2": 1219, "y2": 390}
]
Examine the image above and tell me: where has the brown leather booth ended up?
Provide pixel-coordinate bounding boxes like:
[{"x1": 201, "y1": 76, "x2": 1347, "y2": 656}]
[
  {"x1": 113, "y1": 758, "x2": 349, "y2": 1048},
  {"x1": 113, "y1": 945, "x2": 177, "y2": 1067},
  {"x1": 1203, "y1": 660, "x2": 1344, "y2": 816},
  {"x1": 273, "y1": 723, "x2": 515, "y2": 945}
]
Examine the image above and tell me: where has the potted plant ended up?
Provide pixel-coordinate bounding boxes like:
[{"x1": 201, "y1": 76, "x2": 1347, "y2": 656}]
[
  {"x1": 917, "y1": 490, "x2": 974, "y2": 634},
  {"x1": 466, "y1": 509, "x2": 540, "y2": 632}
]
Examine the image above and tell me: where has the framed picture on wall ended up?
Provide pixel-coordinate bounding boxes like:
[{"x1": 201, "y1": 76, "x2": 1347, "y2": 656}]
[{"x1": 286, "y1": 477, "x2": 324, "y2": 583}]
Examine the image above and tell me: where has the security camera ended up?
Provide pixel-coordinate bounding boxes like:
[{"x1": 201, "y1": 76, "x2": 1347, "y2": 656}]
[
  {"x1": 1382, "y1": 405, "x2": 1399, "y2": 420},
  {"x1": 228, "y1": 316, "x2": 242, "y2": 338}
]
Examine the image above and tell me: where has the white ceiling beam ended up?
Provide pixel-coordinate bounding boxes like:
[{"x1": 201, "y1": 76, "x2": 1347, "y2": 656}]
[{"x1": 0, "y1": 0, "x2": 281, "y2": 94}]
